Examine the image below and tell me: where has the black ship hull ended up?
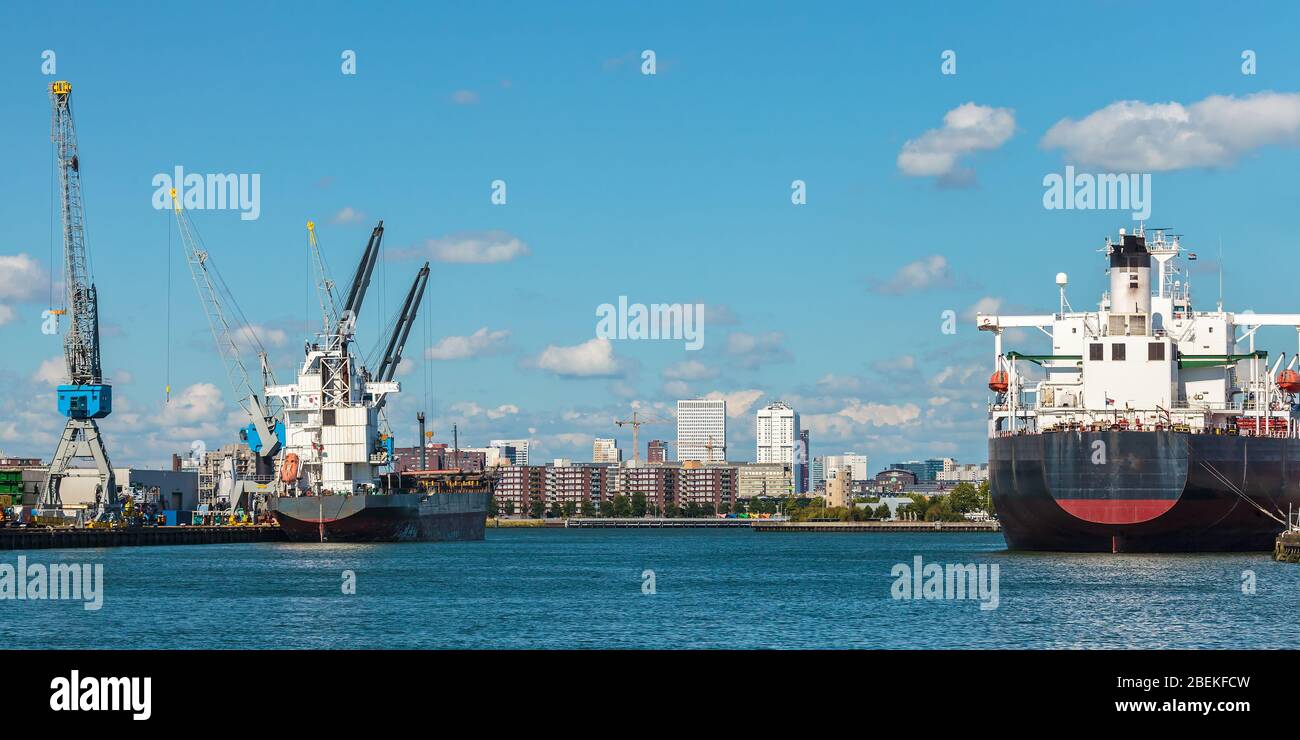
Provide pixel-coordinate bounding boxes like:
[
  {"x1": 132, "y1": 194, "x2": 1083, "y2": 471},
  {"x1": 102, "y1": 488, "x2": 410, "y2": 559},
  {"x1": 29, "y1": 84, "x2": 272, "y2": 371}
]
[
  {"x1": 991, "y1": 430, "x2": 1300, "y2": 552},
  {"x1": 269, "y1": 492, "x2": 488, "y2": 543}
]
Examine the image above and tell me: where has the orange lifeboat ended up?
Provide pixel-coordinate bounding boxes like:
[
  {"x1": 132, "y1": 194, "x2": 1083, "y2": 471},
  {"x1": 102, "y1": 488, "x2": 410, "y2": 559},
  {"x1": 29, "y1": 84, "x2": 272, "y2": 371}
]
[
  {"x1": 280, "y1": 452, "x2": 301, "y2": 482},
  {"x1": 988, "y1": 370, "x2": 1009, "y2": 393},
  {"x1": 1278, "y1": 370, "x2": 1300, "y2": 394}
]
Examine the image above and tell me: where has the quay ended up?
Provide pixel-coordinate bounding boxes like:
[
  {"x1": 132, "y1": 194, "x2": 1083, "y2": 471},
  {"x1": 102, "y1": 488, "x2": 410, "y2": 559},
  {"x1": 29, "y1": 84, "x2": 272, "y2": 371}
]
[
  {"x1": 0, "y1": 525, "x2": 286, "y2": 551},
  {"x1": 565, "y1": 517, "x2": 757, "y2": 528},
  {"x1": 752, "y1": 520, "x2": 1000, "y2": 533},
  {"x1": 1275, "y1": 531, "x2": 1300, "y2": 563}
]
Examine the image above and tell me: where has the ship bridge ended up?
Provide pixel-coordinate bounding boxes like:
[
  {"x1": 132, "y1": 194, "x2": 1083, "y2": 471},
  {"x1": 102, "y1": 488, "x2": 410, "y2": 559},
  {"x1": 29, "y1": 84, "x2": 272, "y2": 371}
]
[{"x1": 978, "y1": 226, "x2": 1300, "y2": 439}]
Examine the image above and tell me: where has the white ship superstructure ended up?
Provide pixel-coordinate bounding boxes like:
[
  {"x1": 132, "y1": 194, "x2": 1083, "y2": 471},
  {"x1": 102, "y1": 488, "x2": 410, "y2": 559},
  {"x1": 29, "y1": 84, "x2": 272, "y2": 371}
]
[
  {"x1": 977, "y1": 226, "x2": 1300, "y2": 438},
  {"x1": 265, "y1": 221, "x2": 430, "y2": 495}
]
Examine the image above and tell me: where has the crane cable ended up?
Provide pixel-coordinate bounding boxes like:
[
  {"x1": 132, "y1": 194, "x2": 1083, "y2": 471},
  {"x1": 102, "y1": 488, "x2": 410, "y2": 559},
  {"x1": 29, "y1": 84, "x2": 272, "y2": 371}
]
[
  {"x1": 48, "y1": 134, "x2": 55, "y2": 312},
  {"x1": 165, "y1": 209, "x2": 172, "y2": 403}
]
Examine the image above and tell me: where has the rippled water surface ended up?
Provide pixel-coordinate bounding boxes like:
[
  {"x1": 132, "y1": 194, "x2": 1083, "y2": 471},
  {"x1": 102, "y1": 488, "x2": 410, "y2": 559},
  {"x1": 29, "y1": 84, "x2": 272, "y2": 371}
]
[{"x1": 3, "y1": 529, "x2": 1297, "y2": 648}]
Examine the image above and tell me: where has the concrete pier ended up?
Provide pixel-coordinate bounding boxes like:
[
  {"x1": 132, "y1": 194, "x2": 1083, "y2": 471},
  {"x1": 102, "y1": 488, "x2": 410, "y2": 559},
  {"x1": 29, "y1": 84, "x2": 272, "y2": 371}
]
[
  {"x1": 566, "y1": 517, "x2": 757, "y2": 528},
  {"x1": 752, "y1": 520, "x2": 1000, "y2": 533},
  {"x1": 0, "y1": 525, "x2": 286, "y2": 551}
]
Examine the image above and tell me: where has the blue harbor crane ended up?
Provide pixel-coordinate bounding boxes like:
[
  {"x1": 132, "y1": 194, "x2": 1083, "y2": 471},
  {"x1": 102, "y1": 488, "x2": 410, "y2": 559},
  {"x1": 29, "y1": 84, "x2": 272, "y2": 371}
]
[
  {"x1": 42, "y1": 81, "x2": 117, "y2": 515},
  {"x1": 169, "y1": 189, "x2": 284, "y2": 464}
]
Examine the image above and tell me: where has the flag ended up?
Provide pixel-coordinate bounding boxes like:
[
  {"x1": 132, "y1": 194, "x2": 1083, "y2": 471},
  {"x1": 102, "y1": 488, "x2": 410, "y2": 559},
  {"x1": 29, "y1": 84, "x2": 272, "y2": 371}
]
[
  {"x1": 1105, "y1": 396, "x2": 1115, "y2": 406},
  {"x1": 1188, "y1": 252, "x2": 1197, "y2": 261}
]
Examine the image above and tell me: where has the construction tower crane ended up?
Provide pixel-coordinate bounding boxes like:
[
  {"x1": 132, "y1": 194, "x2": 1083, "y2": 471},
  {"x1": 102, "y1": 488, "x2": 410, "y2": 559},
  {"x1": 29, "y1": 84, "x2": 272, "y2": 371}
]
[
  {"x1": 42, "y1": 80, "x2": 117, "y2": 514},
  {"x1": 169, "y1": 189, "x2": 282, "y2": 460},
  {"x1": 614, "y1": 410, "x2": 665, "y2": 465}
]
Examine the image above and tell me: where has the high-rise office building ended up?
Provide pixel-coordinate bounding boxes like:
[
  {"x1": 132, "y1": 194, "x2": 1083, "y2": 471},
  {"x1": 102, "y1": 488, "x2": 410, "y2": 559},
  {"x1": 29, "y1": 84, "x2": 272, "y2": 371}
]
[
  {"x1": 676, "y1": 399, "x2": 727, "y2": 462},
  {"x1": 592, "y1": 437, "x2": 621, "y2": 464},
  {"x1": 796, "y1": 428, "x2": 809, "y2": 494},
  {"x1": 755, "y1": 401, "x2": 799, "y2": 465},
  {"x1": 823, "y1": 453, "x2": 869, "y2": 482},
  {"x1": 490, "y1": 439, "x2": 529, "y2": 466},
  {"x1": 810, "y1": 456, "x2": 826, "y2": 492}
]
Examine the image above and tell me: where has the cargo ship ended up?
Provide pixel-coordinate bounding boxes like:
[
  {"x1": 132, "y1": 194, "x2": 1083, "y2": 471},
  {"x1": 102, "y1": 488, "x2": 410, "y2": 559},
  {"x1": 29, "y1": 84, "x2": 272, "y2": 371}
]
[
  {"x1": 262, "y1": 221, "x2": 490, "y2": 543},
  {"x1": 270, "y1": 478, "x2": 490, "y2": 543},
  {"x1": 978, "y1": 226, "x2": 1300, "y2": 552}
]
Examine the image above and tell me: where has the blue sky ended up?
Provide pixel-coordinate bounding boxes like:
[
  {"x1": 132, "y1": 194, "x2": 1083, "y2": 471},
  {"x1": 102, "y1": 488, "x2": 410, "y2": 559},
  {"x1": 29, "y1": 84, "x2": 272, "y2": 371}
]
[{"x1": 4, "y1": 1, "x2": 1300, "y2": 470}]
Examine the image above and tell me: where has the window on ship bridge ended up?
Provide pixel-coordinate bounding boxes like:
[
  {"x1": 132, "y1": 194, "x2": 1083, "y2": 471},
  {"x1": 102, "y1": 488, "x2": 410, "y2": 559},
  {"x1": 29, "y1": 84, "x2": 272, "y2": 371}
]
[{"x1": 1112, "y1": 344, "x2": 1126, "y2": 361}]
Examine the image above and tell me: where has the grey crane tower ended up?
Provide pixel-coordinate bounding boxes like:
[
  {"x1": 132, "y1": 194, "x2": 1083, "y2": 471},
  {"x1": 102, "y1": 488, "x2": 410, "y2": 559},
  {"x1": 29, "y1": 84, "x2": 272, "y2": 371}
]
[{"x1": 42, "y1": 81, "x2": 117, "y2": 515}]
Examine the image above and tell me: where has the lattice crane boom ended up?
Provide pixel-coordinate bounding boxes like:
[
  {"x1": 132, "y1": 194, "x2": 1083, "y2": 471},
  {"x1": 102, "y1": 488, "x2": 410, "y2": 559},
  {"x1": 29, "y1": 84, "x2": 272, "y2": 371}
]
[{"x1": 169, "y1": 189, "x2": 281, "y2": 459}]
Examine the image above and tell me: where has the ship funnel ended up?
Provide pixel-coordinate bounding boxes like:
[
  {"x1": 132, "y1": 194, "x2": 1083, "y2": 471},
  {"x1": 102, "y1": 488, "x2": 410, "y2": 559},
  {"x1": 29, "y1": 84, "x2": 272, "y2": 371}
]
[{"x1": 1108, "y1": 231, "x2": 1151, "y2": 333}]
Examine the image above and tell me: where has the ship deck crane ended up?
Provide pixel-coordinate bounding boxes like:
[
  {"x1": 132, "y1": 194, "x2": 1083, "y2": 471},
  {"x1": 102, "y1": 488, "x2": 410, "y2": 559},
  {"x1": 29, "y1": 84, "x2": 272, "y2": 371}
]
[
  {"x1": 42, "y1": 80, "x2": 117, "y2": 515},
  {"x1": 374, "y1": 263, "x2": 430, "y2": 387},
  {"x1": 169, "y1": 189, "x2": 282, "y2": 462}
]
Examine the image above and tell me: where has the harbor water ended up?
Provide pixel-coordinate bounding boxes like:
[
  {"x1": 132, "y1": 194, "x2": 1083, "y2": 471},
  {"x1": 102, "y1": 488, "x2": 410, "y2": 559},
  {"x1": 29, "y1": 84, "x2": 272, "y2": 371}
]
[{"x1": 3, "y1": 529, "x2": 1297, "y2": 649}]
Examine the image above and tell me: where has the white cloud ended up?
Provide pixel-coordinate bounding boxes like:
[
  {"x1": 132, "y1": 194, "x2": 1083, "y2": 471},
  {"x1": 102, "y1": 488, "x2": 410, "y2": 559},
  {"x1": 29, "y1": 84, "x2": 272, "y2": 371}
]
[
  {"x1": 161, "y1": 383, "x2": 224, "y2": 425},
  {"x1": 662, "y1": 380, "x2": 691, "y2": 398},
  {"x1": 33, "y1": 356, "x2": 65, "y2": 385},
  {"x1": 425, "y1": 327, "x2": 510, "y2": 360},
  {"x1": 725, "y1": 332, "x2": 790, "y2": 368},
  {"x1": 662, "y1": 359, "x2": 718, "y2": 381},
  {"x1": 419, "y1": 231, "x2": 529, "y2": 264},
  {"x1": 0, "y1": 254, "x2": 45, "y2": 302},
  {"x1": 451, "y1": 401, "x2": 519, "y2": 420},
  {"x1": 803, "y1": 400, "x2": 923, "y2": 444},
  {"x1": 0, "y1": 253, "x2": 46, "y2": 322},
  {"x1": 931, "y1": 365, "x2": 980, "y2": 386},
  {"x1": 897, "y1": 103, "x2": 1015, "y2": 184},
  {"x1": 816, "y1": 374, "x2": 863, "y2": 392},
  {"x1": 330, "y1": 206, "x2": 366, "y2": 224},
  {"x1": 835, "y1": 400, "x2": 921, "y2": 426},
  {"x1": 1041, "y1": 92, "x2": 1300, "y2": 171},
  {"x1": 395, "y1": 357, "x2": 415, "y2": 376},
  {"x1": 704, "y1": 389, "x2": 764, "y2": 419},
  {"x1": 870, "y1": 255, "x2": 951, "y2": 295},
  {"x1": 538, "y1": 432, "x2": 591, "y2": 451},
  {"x1": 965, "y1": 296, "x2": 1003, "y2": 321},
  {"x1": 233, "y1": 324, "x2": 287, "y2": 348},
  {"x1": 870, "y1": 356, "x2": 916, "y2": 373},
  {"x1": 703, "y1": 303, "x2": 739, "y2": 325},
  {"x1": 534, "y1": 338, "x2": 620, "y2": 377},
  {"x1": 451, "y1": 89, "x2": 480, "y2": 105}
]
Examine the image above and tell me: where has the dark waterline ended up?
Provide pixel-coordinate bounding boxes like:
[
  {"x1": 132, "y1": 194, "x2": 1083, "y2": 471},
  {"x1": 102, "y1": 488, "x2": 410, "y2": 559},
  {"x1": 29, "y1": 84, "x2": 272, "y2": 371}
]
[{"x1": 2, "y1": 529, "x2": 1295, "y2": 649}]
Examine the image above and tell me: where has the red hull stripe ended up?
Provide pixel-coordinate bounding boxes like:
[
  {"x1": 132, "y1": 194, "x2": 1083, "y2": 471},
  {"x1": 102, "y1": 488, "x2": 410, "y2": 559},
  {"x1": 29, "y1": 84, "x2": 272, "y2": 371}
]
[{"x1": 1056, "y1": 499, "x2": 1178, "y2": 525}]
